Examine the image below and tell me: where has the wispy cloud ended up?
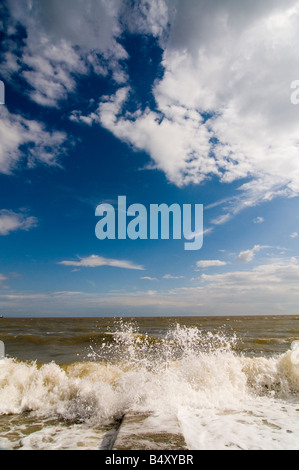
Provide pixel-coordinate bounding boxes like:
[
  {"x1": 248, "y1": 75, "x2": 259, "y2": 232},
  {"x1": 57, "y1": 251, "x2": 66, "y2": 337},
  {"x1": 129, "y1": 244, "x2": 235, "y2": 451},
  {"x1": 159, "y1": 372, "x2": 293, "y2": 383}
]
[
  {"x1": 141, "y1": 276, "x2": 158, "y2": 281},
  {"x1": 163, "y1": 274, "x2": 185, "y2": 279},
  {"x1": 253, "y1": 217, "x2": 264, "y2": 224},
  {"x1": 0, "y1": 210, "x2": 38, "y2": 236},
  {"x1": 0, "y1": 273, "x2": 8, "y2": 285},
  {"x1": 3, "y1": 258, "x2": 299, "y2": 316},
  {"x1": 196, "y1": 260, "x2": 227, "y2": 269},
  {"x1": 235, "y1": 245, "x2": 269, "y2": 263},
  {"x1": 58, "y1": 254, "x2": 145, "y2": 271}
]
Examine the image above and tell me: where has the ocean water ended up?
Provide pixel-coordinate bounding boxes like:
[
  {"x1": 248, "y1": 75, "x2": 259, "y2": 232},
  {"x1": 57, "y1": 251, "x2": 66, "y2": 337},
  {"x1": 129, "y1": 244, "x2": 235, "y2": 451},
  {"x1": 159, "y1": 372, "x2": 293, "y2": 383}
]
[{"x1": 0, "y1": 315, "x2": 299, "y2": 450}]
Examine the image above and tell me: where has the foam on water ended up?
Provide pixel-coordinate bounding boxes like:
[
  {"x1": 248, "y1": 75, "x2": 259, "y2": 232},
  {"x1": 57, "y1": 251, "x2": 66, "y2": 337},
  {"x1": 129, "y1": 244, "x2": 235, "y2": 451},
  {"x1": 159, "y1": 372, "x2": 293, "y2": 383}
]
[{"x1": 1, "y1": 322, "x2": 299, "y2": 450}]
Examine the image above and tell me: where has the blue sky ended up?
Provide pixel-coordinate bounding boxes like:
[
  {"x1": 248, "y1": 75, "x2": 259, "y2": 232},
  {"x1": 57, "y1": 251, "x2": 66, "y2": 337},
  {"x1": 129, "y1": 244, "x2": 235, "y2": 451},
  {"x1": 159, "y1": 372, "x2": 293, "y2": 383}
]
[{"x1": 0, "y1": 0, "x2": 299, "y2": 317}]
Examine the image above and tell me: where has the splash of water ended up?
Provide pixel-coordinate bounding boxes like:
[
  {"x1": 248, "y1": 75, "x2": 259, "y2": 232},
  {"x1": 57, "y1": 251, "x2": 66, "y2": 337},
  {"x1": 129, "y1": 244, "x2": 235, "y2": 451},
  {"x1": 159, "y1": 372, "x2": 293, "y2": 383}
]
[{"x1": 0, "y1": 322, "x2": 299, "y2": 431}]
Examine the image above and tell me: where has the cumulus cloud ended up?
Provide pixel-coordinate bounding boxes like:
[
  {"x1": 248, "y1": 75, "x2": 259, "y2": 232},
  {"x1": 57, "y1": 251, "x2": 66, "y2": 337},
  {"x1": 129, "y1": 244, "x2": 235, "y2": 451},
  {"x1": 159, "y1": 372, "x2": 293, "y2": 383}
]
[
  {"x1": 3, "y1": 0, "x2": 168, "y2": 107},
  {"x1": 5, "y1": 0, "x2": 128, "y2": 92},
  {"x1": 0, "y1": 210, "x2": 38, "y2": 235},
  {"x1": 235, "y1": 245, "x2": 269, "y2": 263},
  {"x1": 59, "y1": 254, "x2": 144, "y2": 271},
  {"x1": 97, "y1": 87, "x2": 214, "y2": 186},
  {"x1": 21, "y1": 42, "x2": 88, "y2": 107},
  {"x1": 121, "y1": 0, "x2": 171, "y2": 39},
  {"x1": 3, "y1": 0, "x2": 299, "y2": 220},
  {"x1": 0, "y1": 107, "x2": 67, "y2": 174},
  {"x1": 82, "y1": 0, "x2": 299, "y2": 217}
]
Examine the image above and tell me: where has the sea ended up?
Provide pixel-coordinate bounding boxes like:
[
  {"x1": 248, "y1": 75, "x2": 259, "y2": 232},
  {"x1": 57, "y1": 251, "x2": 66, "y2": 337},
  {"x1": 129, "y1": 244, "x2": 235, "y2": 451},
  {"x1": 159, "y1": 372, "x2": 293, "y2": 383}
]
[{"x1": 0, "y1": 315, "x2": 299, "y2": 451}]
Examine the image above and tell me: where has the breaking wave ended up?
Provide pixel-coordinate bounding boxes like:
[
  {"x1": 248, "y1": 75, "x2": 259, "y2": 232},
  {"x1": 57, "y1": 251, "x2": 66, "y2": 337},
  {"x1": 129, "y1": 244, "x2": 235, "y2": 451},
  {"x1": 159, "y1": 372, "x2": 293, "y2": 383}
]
[
  {"x1": 1, "y1": 323, "x2": 299, "y2": 423},
  {"x1": 1, "y1": 321, "x2": 299, "y2": 449}
]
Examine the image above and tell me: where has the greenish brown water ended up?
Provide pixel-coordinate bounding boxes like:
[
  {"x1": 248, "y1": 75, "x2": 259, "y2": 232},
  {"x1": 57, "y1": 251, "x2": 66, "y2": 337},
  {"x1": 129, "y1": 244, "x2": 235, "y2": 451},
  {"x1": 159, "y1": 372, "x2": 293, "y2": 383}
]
[{"x1": 1, "y1": 315, "x2": 299, "y2": 363}]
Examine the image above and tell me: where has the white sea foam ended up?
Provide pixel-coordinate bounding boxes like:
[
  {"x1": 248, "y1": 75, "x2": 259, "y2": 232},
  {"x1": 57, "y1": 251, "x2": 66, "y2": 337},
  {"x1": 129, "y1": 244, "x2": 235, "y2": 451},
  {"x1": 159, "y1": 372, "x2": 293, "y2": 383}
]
[{"x1": 0, "y1": 323, "x2": 299, "y2": 450}]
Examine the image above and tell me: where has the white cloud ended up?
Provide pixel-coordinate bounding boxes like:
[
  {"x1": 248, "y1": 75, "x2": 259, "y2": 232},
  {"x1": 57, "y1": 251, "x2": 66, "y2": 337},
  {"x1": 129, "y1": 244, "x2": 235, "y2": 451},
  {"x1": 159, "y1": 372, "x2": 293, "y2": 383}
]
[
  {"x1": 253, "y1": 217, "x2": 264, "y2": 224},
  {"x1": 199, "y1": 258, "x2": 299, "y2": 293},
  {"x1": 141, "y1": 276, "x2": 158, "y2": 281},
  {"x1": 0, "y1": 210, "x2": 38, "y2": 236},
  {"x1": 3, "y1": 0, "x2": 172, "y2": 107},
  {"x1": 146, "y1": 290, "x2": 157, "y2": 296},
  {"x1": 97, "y1": 86, "x2": 214, "y2": 186},
  {"x1": 0, "y1": 107, "x2": 67, "y2": 174},
  {"x1": 196, "y1": 260, "x2": 227, "y2": 269},
  {"x1": 121, "y1": 0, "x2": 171, "y2": 39},
  {"x1": 3, "y1": 0, "x2": 299, "y2": 222},
  {"x1": 290, "y1": 232, "x2": 298, "y2": 238},
  {"x1": 85, "y1": 0, "x2": 299, "y2": 216},
  {"x1": 210, "y1": 213, "x2": 232, "y2": 226},
  {"x1": 167, "y1": 257, "x2": 299, "y2": 315},
  {"x1": 3, "y1": 0, "x2": 129, "y2": 106},
  {"x1": 3, "y1": 258, "x2": 299, "y2": 316},
  {"x1": 59, "y1": 254, "x2": 145, "y2": 271},
  {"x1": 163, "y1": 274, "x2": 185, "y2": 279},
  {"x1": 235, "y1": 245, "x2": 268, "y2": 263},
  {"x1": 0, "y1": 273, "x2": 8, "y2": 288},
  {"x1": 21, "y1": 42, "x2": 88, "y2": 107}
]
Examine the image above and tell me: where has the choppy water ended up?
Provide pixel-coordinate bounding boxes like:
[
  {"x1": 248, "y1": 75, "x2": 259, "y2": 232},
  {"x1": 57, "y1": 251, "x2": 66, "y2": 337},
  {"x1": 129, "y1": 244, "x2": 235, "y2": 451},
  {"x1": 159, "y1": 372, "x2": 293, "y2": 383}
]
[{"x1": 1, "y1": 316, "x2": 299, "y2": 450}]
